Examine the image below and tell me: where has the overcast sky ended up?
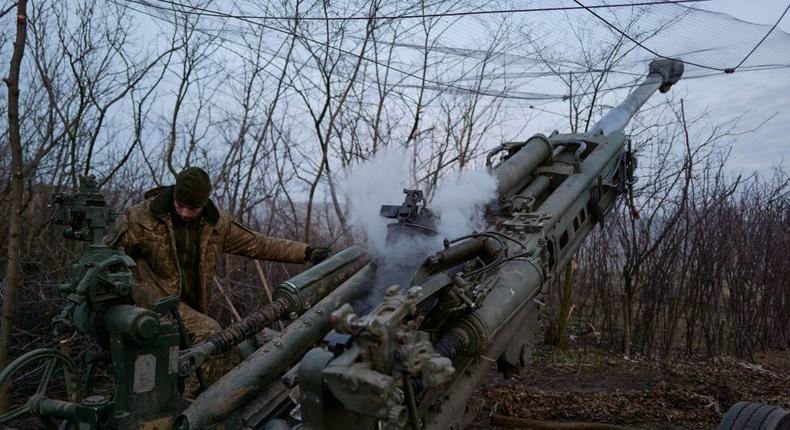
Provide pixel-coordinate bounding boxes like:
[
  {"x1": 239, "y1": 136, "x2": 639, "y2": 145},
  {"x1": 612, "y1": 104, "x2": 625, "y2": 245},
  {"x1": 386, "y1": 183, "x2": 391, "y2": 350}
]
[
  {"x1": 523, "y1": 0, "x2": 790, "y2": 175},
  {"x1": 702, "y1": 0, "x2": 790, "y2": 31},
  {"x1": 91, "y1": 1, "x2": 790, "y2": 179},
  {"x1": 664, "y1": 0, "x2": 788, "y2": 174}
]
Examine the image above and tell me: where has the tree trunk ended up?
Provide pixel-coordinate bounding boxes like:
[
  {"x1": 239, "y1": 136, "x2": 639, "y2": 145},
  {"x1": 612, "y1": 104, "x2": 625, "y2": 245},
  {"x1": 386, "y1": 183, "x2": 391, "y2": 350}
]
[
  {"x1": 557, "y1": 259, "x2": 574, "y2": 350},
  {"x1": 0, "y1": 0, "x2": 28, "y2": 413},
  {"x1": 622, "y1": 271, "x2": 633, "y2": 357}
]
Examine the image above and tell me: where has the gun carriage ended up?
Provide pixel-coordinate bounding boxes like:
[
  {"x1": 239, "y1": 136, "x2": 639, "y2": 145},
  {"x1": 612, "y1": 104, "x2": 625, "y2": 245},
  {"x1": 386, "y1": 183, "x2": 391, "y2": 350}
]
[{"x1": 1, "y1": 59, "x2": 786, "y2": 430}]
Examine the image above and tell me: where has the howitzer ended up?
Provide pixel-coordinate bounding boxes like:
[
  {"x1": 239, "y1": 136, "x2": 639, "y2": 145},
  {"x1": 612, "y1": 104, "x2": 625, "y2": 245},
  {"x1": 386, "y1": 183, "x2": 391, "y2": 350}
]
[
  {"x1": 174, "y1": 58, "x2": 781, "y2": 430},
  {"x1": 3, "y1": 59, "x2": 789, "y2": 430},
  {"x1": 279, "y1": 59, "x2": 788, "y2": 430},
  {"x1": 271, "y1": 58, "x2": 684, "y2": 430}
]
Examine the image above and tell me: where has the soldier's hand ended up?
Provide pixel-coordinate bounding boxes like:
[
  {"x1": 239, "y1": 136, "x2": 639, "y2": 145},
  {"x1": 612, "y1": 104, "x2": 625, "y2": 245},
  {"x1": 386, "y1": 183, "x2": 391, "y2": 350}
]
[{"x1": 306, "y1": 246, "x2": 330, "y2": 264}]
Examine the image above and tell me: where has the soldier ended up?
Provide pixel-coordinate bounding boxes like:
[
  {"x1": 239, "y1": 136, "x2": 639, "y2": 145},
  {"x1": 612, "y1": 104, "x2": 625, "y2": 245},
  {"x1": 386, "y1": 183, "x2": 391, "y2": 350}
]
[{"x1": 107, "y1": 167, "x2": 329, "y2": 349}]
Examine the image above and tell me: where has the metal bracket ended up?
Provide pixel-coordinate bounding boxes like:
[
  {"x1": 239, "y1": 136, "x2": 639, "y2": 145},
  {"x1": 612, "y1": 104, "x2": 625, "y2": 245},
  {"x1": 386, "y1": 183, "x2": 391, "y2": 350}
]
[
  {"x1": 500, "y1": 212, "x2": 552, "y2": 234},
  {"x1": 510, "y1": 195, "x2": 536, "y2": 212}
]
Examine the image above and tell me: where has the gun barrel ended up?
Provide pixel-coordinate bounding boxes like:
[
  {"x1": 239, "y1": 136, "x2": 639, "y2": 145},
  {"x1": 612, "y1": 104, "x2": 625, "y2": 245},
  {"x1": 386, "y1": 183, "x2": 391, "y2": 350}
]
[
  {"x1": 493, "y1": 134, "x2": 553, "y2": 197},
  {"x1": 274, "y1": 245, "x2": 368, "y2": 311},
  {"x1": 175, "y1": 263, "x2": 377, "y2": 430},
  {"x1": 591, "y1": 58, "x2": 684, "y2": 136}
]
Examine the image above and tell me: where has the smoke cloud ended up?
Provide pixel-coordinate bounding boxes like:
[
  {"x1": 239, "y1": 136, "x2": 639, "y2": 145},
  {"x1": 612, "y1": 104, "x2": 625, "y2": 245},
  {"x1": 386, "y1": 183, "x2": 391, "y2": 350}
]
[
  {"x1": 341, "y1": 147, "x2": 499, "y2": 252},
  {"x1": 340, "y1": 147, "x2": 498, "y2": 311},
  {"x1": 341, "y1": 146, "x2": 413, "y2": 254},
  {"x1": 432, "y1": 169, "x2": 498, "y2": 239}
]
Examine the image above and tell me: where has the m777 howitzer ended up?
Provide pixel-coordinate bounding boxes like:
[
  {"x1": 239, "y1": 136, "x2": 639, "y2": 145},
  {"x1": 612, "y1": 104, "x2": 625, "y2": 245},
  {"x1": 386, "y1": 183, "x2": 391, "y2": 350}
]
[
  {"x1": 2, "y1": 59, "x2": 788, "y2": 430},
  {"x1": 250, "y1": 58, "x2": 686, "y2": 430},
  {"x1": 173, "y1": 58, "x2": 786, "y2": 430}
]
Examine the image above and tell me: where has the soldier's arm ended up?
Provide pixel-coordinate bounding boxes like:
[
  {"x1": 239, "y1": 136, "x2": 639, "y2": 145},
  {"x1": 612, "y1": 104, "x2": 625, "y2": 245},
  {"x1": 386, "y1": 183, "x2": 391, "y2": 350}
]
[
  {"x1": 223, "y1": 221, "x2": 309, "y2": 264},
  {"x1": 104, "y1": 211, "x2": 141, "y2": 256}
]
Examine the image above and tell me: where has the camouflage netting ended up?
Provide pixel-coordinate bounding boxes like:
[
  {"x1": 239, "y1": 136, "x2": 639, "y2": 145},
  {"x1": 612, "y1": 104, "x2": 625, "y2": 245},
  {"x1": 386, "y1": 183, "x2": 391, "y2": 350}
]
[
  {"x1": 107, "y1": 0, "x2": 790, "y2": 174},
  {"x1": 127, "y1": 0, "x2": 790, "y2": 102}
]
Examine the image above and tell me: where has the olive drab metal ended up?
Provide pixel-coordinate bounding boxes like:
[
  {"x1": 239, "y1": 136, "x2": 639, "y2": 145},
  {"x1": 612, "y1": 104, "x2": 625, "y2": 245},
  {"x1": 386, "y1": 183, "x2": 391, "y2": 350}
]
[{"x1": 2, "y1": 59, "x2": 784, "y2": 430}]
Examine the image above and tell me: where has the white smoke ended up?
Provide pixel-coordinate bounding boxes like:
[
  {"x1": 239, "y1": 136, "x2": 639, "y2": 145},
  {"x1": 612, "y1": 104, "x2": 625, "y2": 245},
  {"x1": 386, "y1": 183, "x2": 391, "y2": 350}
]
[
  {"x1": 341, "y1": 146, "x2": 413, "y2": 253},
  {"x1": 431, "y1": 169, "x2": 498, "y2": 239},
  {"x1": 341, "y1": 146, "x2": 499, "y2": 251},
  {"x1": 340, "y1": 147, "x2": 499, "y2": 311}
]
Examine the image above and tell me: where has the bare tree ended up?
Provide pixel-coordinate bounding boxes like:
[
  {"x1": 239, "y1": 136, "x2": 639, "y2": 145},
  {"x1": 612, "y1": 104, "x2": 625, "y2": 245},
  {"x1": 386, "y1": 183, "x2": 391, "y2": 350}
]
[
  {"x1": 164, "y1": 0, "x2": 221, "y2": 177},
  {"x1": 294, "y1": 1, "x2": 379, "y2": 244},
  {"x1": 0, "y1": 0, "x2": 28, "y2": 413}
]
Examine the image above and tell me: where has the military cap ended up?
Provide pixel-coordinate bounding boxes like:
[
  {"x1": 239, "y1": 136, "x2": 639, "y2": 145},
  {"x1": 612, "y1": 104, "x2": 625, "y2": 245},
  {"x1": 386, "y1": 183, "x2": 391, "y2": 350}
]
[{"x1": 174, "y1": 167, "x2": 212, "y2": 208}]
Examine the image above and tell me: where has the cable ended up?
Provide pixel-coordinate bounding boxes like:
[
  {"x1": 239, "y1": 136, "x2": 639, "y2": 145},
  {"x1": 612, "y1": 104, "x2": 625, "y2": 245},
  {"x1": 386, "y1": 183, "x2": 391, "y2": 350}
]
[
  {"x1": 729, "y1": 2, "x2": 790, "y2": 72},
  {"x1": 124, "y1": 0, "x2": 564, "y2": 100},
  {"x1": 138, "y1": 0, "x2": 730, "y2": 79},
  {"x1": 117, "y1": 0, "x2": 561, "y2": 106},
  {"x1": 118, "y1": 0, "x2": 790, "y2": 105},
  {"x1": 136, "y1": 0, "x2": 710, "y2": 22},
  {"x1": 567, "y1": 63, "x2": 790, "y2": 98},
  {"x1": 444, "y1": 231, "x2": 537, "y2": 279},
  {"x1": 571, "y1": 0, "x2": 726, "y2": 72},
  {"x1": 528, "y1": 104, "x2": 566, "y2": 117}
]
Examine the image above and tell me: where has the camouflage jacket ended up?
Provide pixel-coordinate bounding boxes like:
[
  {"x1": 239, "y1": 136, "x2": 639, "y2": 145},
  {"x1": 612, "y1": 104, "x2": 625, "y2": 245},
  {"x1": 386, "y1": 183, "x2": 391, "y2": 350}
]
[{"x1": 106, "y1": 186, "x2": 308, "y2": 313}]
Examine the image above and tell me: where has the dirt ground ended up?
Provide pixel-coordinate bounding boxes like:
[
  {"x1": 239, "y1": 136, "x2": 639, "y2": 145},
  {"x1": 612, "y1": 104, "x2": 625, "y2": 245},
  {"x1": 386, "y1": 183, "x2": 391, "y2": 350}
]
[
  {"x1": 5, "y1": 346, "x2": 788, "y2": 429},
  {"x1": 468, "y1": 348, "x2": 790, "y2": 430}
]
